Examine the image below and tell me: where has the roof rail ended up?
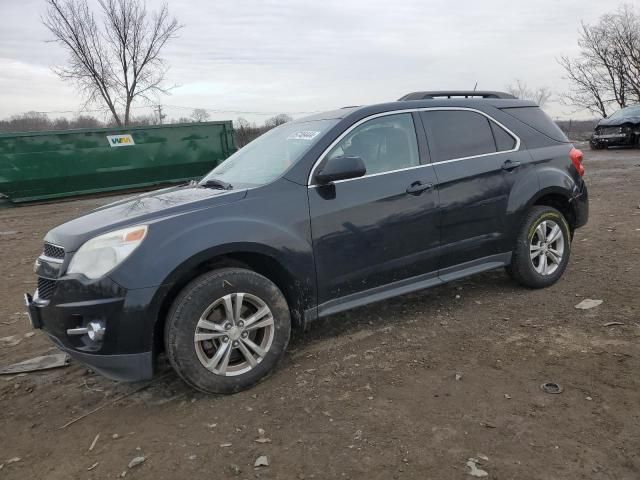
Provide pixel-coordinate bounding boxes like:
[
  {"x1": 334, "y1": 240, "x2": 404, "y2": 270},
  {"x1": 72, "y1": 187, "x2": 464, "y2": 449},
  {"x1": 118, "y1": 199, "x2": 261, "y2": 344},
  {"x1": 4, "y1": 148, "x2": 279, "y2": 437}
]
[{"x1": 398, "y1": 91, "x2": 517, "y2": 101}]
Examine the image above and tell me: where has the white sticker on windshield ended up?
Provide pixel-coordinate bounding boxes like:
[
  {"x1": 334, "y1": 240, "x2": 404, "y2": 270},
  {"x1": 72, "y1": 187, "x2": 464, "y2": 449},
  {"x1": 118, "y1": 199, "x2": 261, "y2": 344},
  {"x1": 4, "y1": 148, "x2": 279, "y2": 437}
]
[{"x1": 287, "y1": 131, "x2": 320, "y2": 141}]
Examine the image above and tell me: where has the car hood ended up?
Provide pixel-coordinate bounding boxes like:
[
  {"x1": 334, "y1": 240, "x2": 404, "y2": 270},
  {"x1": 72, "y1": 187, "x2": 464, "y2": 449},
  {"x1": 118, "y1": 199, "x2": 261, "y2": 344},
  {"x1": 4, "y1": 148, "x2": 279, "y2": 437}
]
[
  {"x1": 45, "y1": 185, "x2": 247, "y2": 251},
  {"x1": 597, "y1": 116, "x2": 640, "y2": 127}
]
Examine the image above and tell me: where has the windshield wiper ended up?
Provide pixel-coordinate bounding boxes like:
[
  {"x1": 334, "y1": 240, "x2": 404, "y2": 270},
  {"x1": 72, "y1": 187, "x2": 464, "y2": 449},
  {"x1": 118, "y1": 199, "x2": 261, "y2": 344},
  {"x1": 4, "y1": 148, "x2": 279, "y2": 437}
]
[
  {"x1": 200, "y1": 178, "x2": 233, "y2": 190},
  {"x1": 179, "y1": 180, "x2": 198, "y2": 187}
]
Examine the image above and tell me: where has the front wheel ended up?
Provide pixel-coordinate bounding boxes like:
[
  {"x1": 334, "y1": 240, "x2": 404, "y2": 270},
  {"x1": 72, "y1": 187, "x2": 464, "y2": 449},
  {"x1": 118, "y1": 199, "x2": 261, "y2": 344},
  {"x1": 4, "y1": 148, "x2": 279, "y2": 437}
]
[
  {"x1": 506, "y1": 206, "x2": 571, "y2": 289},
  {"x1": 165, "y1": 268, "x2": 291, "y2": 394}
]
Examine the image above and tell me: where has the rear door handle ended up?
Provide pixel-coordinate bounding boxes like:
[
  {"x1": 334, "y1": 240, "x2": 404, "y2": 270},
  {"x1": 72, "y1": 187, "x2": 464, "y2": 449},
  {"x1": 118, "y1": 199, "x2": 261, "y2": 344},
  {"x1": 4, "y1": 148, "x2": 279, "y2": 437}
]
[
  {"x1": 502, "y1": 159, "x2": 521, "y2": 171},
  {"x1": 406, "y1": 181, "x2": 434, "y2": 195}
]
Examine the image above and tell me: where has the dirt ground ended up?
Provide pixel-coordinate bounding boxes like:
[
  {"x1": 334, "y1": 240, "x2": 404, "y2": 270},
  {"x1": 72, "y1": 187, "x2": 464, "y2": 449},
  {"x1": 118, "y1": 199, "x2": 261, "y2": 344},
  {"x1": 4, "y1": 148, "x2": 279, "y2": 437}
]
[{"x1": 1, "y1": 142, "x2": 639, "y2": 480}]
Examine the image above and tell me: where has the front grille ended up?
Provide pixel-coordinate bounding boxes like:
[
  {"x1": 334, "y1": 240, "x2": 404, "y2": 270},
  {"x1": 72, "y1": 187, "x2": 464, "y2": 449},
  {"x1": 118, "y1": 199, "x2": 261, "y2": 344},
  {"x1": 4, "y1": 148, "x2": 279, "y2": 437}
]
[
  {"x1": 43, "y1": 242, "x2": 65, "y2": 260},
  {"x1": 599, "y1": 126, "x2": 622, "y2": 135},
  {"x1": 37, "y1": 277, "x2": 56, "y2": 300}
]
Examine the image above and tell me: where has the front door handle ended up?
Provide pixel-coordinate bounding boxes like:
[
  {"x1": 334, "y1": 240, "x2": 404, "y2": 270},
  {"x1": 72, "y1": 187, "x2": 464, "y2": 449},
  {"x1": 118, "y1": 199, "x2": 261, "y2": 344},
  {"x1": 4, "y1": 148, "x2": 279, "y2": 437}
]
[
  {"x1": 406, "y1": 181, "x2": 434, "y2": 195},
  {"x1": 502, "y1": 159, "x2": 521, "y2": 171}
]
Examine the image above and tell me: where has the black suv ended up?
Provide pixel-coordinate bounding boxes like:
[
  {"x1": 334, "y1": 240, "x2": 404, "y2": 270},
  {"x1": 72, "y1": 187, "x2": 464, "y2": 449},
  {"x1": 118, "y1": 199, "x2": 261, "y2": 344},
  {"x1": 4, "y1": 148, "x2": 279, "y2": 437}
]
[{"x1": 25, "y1": 91, "x2": 588, "y2": 394}]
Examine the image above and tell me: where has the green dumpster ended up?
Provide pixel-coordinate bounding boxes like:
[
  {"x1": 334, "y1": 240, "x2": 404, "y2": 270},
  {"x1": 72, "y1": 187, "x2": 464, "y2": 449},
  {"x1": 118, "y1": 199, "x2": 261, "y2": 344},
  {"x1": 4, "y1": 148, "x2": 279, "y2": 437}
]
[{"x1": 0, "y1": 121, "x2": 236, "y2": 203}]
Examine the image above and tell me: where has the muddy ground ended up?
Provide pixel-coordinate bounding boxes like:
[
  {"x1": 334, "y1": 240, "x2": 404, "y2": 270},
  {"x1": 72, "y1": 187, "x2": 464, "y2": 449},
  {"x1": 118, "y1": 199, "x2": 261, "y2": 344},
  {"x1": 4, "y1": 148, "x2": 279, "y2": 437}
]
[{"x1": 0, "y1": 143, "x2": 639, "y2": 479}]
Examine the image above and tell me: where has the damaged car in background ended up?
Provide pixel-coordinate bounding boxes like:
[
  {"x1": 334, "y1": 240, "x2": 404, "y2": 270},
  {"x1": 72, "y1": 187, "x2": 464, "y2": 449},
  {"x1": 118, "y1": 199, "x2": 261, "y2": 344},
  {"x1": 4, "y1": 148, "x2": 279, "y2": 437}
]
[{"x1": 590, "y1": 105, "x2": 640, "y2": 149}]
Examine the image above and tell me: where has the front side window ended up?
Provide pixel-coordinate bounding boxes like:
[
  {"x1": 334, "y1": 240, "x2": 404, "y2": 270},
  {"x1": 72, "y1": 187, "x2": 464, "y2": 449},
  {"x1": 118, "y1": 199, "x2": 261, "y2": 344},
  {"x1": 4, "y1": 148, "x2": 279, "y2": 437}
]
[
  {"x1": 201, "y1": 119, "x2": 338, "y2": 188},
  {"x1": 326, "y1": 113, "x2": 420, "y2": 176},
  {"x1": 420, "y1": 110, "x2": 497, "y2": 162}
]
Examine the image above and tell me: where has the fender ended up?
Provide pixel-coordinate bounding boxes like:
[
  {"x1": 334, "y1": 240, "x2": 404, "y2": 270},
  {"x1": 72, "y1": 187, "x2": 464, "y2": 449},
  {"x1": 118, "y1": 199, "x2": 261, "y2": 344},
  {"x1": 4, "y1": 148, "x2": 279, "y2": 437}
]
[
  {"x1": 108, "y1": 179, "x2": 317, "y2": 328},
  {"x1": 152, "y1": 221, "x2": 315, "y2": 310},
  {"x1": 506, "y1": 147, "x2": 578, "y2": 219},
  {"x1": 505, "y1": 159, "x2": 541, "y2": 217},
  {"x1": 535, "y1": 164, "x2": 580, "y2": 198},
  {"x1": 504, "y1": 158, "x2": 578, "y2": 248},
  {"x1": 530, "y1": 160, "x2": 582, "y2": 214},
  {"x1": 111, "y1": 216, "x2": 315, "y2": 293}
]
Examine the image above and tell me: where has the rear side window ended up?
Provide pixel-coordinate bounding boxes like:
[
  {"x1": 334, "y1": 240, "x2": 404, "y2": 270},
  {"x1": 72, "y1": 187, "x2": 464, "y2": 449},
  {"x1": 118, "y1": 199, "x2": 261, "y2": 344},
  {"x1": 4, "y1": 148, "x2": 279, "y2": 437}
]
[
  {"x1": 490, "y1": 122, "x2": 517, "y2": 151},
  {"x1": 501, "y1": 106, "x2": 568, "y2": 143},
  {"x1": 420, "y1": 111, "x2": 496, "y2": 162}
]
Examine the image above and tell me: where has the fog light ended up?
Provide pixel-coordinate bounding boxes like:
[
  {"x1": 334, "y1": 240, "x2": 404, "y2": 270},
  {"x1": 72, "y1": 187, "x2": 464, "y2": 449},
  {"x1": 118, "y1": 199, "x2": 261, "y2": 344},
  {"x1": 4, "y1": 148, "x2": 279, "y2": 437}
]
[
  {"x1": 66, "y1": 320, "x2": 105, "y2": 342},
  {"x1": 87, "y1": 321, "x2": 106, "y2": 342}
]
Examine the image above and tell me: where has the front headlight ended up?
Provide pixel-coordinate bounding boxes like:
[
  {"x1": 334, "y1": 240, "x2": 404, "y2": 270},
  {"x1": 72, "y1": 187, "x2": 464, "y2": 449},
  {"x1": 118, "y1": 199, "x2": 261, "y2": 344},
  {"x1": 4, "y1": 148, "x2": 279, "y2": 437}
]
[{"x1": 67, "y1": 225, "x2": 148, "y2": 279}]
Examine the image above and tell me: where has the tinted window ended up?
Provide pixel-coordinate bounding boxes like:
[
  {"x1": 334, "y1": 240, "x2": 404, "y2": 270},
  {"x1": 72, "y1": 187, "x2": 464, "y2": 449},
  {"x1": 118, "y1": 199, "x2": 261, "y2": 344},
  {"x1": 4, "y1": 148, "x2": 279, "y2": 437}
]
[
  {"x1": 490, "y1": 121, "x2": 516, "y2": 151},
  {"x1": 420, "y1": 111, "x2": 496, "y2": 162},
  {"x1": 501, "y1": 106, "x2": 568, "y2": 142},
  {"x1": 327, "y1": 113, "x2": 419, "y2": 175}
]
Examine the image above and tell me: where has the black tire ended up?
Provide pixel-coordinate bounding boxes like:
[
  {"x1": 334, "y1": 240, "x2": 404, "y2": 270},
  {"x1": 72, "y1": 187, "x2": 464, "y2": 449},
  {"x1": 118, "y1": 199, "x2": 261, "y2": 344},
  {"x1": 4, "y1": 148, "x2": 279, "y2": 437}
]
[
  {"x1": 165, "y1": 268, "x2": 291, "y2": 394},
  {"x1": 506, "y1": 206, "x2": 571, "y2": 289}
]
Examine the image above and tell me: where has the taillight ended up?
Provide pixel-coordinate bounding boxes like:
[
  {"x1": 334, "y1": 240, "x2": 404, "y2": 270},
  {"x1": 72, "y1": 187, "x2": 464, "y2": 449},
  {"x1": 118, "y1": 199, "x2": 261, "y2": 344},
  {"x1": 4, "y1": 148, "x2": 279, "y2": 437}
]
[{"x1": 570, "y1": 147, "x2": 585, "y2": 176}]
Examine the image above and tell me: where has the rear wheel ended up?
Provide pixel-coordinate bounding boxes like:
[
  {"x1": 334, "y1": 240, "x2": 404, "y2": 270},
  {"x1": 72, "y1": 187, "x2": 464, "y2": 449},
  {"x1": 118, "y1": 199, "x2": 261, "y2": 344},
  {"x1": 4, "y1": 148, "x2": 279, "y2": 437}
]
[
  {"x1": 165, "y1": 268, "x2": 291, "y2": 394},
  {"x1": 506, "y1": 206, "x2": 571, "y2": 289}
]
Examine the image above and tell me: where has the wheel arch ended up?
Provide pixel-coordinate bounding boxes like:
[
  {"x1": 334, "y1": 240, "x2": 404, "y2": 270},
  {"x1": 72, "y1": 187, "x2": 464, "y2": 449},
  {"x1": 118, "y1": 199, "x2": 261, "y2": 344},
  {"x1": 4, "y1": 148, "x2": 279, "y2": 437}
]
[
  {"x1": 528, "y1": 187, "x2": 578, "y2": 232},
  {"x1": 152, "y1": 245, "x2": 312, "y2": 356}
]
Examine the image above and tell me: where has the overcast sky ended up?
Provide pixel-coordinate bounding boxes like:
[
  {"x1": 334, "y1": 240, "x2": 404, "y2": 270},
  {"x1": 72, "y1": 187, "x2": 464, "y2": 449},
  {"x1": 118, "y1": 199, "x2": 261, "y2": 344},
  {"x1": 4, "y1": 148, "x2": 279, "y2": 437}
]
[{"x1": 0, "y1": 0, "x2": 628, "y2": 123}]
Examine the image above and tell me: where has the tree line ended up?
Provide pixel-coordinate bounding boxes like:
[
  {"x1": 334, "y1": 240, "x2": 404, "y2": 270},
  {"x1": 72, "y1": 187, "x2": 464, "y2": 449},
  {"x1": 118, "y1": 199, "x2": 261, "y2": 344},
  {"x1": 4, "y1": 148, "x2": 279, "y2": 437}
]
[
  {"x1": 0, "y1": 110, "x2": 294, "y2": 147},
  {"x1": 1, "y1": 110, "x2": 596, "y2": 143},
  {"x1": 0, "y1": 108, "x2": 217, "y2": 133},
  {"x1": 0, "y1": 111, "x2": 146, "y2": 133}
]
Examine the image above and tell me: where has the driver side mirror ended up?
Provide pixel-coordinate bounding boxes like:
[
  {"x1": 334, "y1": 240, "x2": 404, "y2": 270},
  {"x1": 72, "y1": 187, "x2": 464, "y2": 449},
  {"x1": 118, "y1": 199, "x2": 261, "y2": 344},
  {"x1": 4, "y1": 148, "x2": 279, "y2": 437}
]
[{"x1": 315, "y1": 156, "x2": 366, "y2": 184}]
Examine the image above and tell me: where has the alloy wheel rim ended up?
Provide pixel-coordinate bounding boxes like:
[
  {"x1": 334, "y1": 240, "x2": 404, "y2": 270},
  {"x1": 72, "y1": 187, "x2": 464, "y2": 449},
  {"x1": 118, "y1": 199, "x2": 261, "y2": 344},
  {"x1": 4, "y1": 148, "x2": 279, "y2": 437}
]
[
  {"x1": 194, "y1": 293, "x2": 274, "y2": 376},
  {"x1": 530, "y1": 219, "x2": 565, "y2": 276}
]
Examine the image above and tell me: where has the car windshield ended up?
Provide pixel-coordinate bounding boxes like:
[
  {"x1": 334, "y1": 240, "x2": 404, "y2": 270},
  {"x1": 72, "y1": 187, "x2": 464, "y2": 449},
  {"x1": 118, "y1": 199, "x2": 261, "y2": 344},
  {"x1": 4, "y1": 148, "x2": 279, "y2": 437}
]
[
  {"x1": 609, "y1": 106, "x2": 640, "y2": 119},
  {"x1": 200, "y1": 119, "x2": 338, "y2": 188}
]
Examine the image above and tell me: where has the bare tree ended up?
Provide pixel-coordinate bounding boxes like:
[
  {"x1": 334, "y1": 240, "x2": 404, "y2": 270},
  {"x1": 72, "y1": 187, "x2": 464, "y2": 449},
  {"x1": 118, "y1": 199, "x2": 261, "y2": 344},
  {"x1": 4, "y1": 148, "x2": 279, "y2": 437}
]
[
  {"x1": 559, "y1": 4, "x2": 640, "y2": 117},
  {"x1": 43, "y1": 0, "x2": 181, "y2": 126},
  {"x1": 234, "y1": 117, "x2": 257, "y2": 148},
  {"x1": 233, "y1": 116, "x2": 290, "y2": 148},
  {"x1": 558, "y1": 56, "x2": 610, "y2": 117},
  {"x1": 1, "y1": 112, "x2": 52, "y2": 132},
  {"x1": 191, "y1": 108, "x2": 211, "y2": 122},
  {"x1": 506, "y1": 80, "x2": 552, "y2": 106},
  {"x1": 73, "y1": 114, "x2": 103, "y2": 128},
  {"x1": 604, "y1": 5, "x2": 640, "y2": 102},
  {"x1": 264, "y1": 114, "x2": 293, "y2": 128},
  {"x1": 0, "y1": 112, "x2": 107, "y2": 132}
]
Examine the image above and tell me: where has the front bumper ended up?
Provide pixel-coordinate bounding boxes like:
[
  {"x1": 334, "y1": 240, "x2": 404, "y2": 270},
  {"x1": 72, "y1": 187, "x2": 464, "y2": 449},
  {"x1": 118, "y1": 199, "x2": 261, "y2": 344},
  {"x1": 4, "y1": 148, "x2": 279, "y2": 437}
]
[
  {"x1": 49, "y1": 335, "x2": 153, "y2": 381},
  {"x1": 25, "y1": 276, "x2": 169, "y2": 382},
  {"x1": 591, "y1": 132, "x2": 635, "y2": 146}
]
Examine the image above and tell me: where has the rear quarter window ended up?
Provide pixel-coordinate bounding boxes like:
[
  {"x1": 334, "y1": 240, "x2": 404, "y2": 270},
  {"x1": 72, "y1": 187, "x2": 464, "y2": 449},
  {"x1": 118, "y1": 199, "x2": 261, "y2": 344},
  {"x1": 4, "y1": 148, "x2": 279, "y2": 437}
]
[
  {"x1": 490, "y1": 122, "x2": 517, "y2": 151},
  {"x1": 501, "y1": 107, "x2": 569, "y2": 143}
]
